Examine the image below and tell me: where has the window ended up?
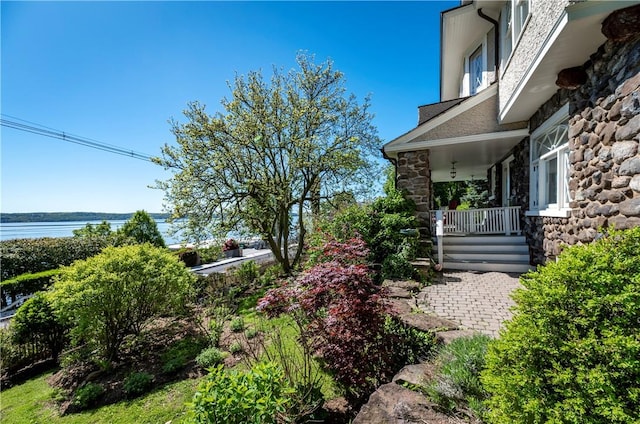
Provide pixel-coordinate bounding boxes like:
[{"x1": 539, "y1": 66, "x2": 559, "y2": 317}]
[
  {"x1": 529, "y1": 105, "x2": 570, "y2": 214},
  {"x1": 460, "y1": 39, "x2": 487, "y2": 97},
  {"x1": 500, "y1": 0, "x2": 530, "y2": 70},
  {"x1": 469, "y1": 45, "x2": 483, "y2": 95}
]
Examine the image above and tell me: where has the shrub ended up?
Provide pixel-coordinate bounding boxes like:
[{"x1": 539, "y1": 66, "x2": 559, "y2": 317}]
[
  {"x1": 12, "y1": 292, "x2": 69, "y2": 362},
  {"x1": 186, "y1": 362, "x2": 294, "y2": 424},
  {"x1": 177, "y1": 248, "x2": 200, "y2": 267},
  {"x1": 427, "y1": 334, "x2": 490, "y2": 417},
  {"x1": 482, "y1": 227, "x2": 640, "y2": 424},
  {"x1": 257, "y1": 264, "x2": 282, "y2": 286},
  {"x1": 0, "y1": 237, "x2": 108, "y2": 281},
  {"x1": 384, "y1": 316, "x2": 437, "y2": 367},
  {"x1": 234, "y1": 260, "x2": 259, "y2": 286},
  {"x1": 0, "y1": 269, "x2": 61, "y2": 308},
  {"x1": 258, "y1": 236, "x2": 392, "y2": 403},
  {"x1": 245, "y1": 327, "x2": 258, "y2": 339},
  {"x1": 230, "y1": 317, "x2": 245, "y2": 332},
  {"x1": 198, "y1": 245, "x2": 221, "y2": 264},
  {"x1": 72, "y1": 382, "x2": 104, "y2": 409},
  {"x1": 229, "y1": 341, "x2": 243, "y2": 354},
  {"x1": 48, "y1": 244, "x2": 196, "y2": 362},
  {"x1": 208, "y1": 306, "x2": 231, "y2": 346},
  {"x1": 195, "y1": 347, "x2": 227, "y2": 368},
  {"x1": 123, "y1": 371, "x2": 154, "y2": 398}
]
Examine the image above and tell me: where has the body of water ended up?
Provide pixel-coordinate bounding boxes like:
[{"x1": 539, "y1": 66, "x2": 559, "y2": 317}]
[{"x1": 0, "y1": 220, "x2": 185, "y2": 245}]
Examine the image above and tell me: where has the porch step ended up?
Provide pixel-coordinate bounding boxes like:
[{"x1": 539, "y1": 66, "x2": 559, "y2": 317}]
[
  {"x1": 442, "y1": 260, "x2": 533, "y2": 274},
  {"x1": 432, "y1": 235, "x2": 533, "y2": 274}
]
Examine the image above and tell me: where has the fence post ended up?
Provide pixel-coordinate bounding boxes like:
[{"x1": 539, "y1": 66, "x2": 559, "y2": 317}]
[{"x1": 504, "y1": 207, "x2": 512, "y2": 236}]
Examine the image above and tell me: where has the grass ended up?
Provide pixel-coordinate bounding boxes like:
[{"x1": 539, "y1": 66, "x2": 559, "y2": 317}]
[{"x1": 0, "y1": 371, "x2": 200, "y2": 424}]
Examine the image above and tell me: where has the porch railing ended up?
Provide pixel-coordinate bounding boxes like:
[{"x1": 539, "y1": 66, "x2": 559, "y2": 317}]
[{"x1": 430, "y1": 206, "x2": 521, "y2": 236}]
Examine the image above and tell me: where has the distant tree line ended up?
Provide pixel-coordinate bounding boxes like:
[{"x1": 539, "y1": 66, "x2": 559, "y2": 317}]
[{"x1": 0, "y1": 212, "x2": 170, "y2": 223}]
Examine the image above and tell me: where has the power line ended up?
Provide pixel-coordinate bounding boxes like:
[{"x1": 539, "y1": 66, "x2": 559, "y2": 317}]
[{"x1": 0, "y1": 114, "x2": 155, "y2": 163}]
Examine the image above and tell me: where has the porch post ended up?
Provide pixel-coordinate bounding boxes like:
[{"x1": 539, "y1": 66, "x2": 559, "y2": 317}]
[{"x1": 435, "y1": 210, "x2": 444, "y2": 268}]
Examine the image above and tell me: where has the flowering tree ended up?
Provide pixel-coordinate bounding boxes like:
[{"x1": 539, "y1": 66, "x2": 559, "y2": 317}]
[{"x1": 154, "y1": 53, "x2": 381, "y2": 274}]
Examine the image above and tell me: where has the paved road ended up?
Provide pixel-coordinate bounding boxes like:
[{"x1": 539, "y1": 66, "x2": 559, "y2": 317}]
[{"x1": 416, "y1": 271, "x2": 523, "y2": 338}]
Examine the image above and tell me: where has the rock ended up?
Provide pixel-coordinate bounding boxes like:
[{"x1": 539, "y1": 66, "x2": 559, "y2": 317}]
[
  {"x1": 619, "y1": 157, "x2": 640, "y2": 176},
  {"x1": 392, "y1": 363, "x2": 433, "y2": 387},
  {"x1": 630, "y1": 175, "x2": 640, "y2": 192},
  {"x1": 619, "y1": 198, "x2": 640, "y2": 216},
  {"x1": 353, "y1": 383, "x2": 458, "y2": 424},
  {"x1": 400, "y1": 312, "x2": 459, "y2": 333},
  {"x1": 556, "y1": 67, "x2": 587, "y2": 89},
  {"x1": 611, "y1": 140, "x2": 638, "y2": 163},
  {"x1": 601, "y1": 4, "x2": 640, "y2": 42},
  {"x1": 612, "y1": 175, "x2": 632, "y2": 188},
  {"x1": 616, "y1": 114, "x2": 640, "y2": 140}
]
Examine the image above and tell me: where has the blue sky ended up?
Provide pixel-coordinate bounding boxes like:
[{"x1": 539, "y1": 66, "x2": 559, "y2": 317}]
[{"x1": 1, "y1": 1, "x2": 456, "y2": 213}]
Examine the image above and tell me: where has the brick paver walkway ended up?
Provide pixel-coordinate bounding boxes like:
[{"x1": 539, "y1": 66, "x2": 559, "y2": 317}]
[{"x1": 416, "y1": 271, "x2": 523, "y2": 338}]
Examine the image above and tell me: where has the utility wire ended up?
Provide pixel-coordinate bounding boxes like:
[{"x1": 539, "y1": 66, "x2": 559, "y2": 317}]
[{"x1": 0, "y1": 114, "x2": 155, "y2": 163}]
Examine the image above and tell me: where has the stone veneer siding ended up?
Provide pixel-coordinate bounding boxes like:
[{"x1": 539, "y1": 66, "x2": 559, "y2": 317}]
[
  {"x1": 525, "y1": 35, "x2": 640, "y2": 264},
  {"x1": 396, "y1": 150, "x2": 432, "y2": 232}
]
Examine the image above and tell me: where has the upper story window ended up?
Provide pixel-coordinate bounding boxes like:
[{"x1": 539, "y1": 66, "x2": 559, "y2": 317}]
[
  {"x1": 500, "y1": 0, "x2": 531, "y2": 71},
  {"x1": 460, "y1": 38, "x2": 488, "y2": 97},
  {"x1": 529, "y1": 104, "x2": 571, "y2": 215}
]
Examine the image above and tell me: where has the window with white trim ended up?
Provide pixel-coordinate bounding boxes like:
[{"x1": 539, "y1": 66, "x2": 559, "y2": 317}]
[
  {"x1": 530, "y1": 107, "x2": 570, "y2": 213},
  {"x1": 500, "y1": 0, "x2": 530, "y2": 70},
  {"x1": 460, "y1": 38, "x2": 487, "y2": 97}
]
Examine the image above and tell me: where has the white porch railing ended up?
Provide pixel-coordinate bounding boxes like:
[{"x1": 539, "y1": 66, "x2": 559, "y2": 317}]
[{"x1": 430, "y1": 206, "x2": 521, "y2": 236}]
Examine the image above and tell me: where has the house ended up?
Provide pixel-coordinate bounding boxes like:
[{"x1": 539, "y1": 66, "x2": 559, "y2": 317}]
[{"x1": 383, "y1": 0, "x2": 640, "y2": 272}]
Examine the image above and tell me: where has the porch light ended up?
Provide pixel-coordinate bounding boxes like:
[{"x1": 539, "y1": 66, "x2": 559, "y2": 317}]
[{"x1": 450, "y1": 161, "x2": 457, "y2": 179}]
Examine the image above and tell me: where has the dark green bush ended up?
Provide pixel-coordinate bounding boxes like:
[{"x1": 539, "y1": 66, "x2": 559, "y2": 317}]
[
  {"x1": 123, "y1": 371, "x2": 154, "y2": 398},
  {"x1": 384, "y1": 316, "x2": 438, "y2": 366},
  {"x1": 72, "y1": 382, "x2": 105, "y2": 409},
  {"x1": 0, "y1": 237, "x2": 109, "y2": 281},
  {"x1": 186, "y1": 362, "x2": 294, "y2": 424},
  {"x1": 234, "y1": 260, "x2": 260, "y2": 286},
  {"x1": 12, "y1": 292, "x2": 69, "y2": 362},
  {"x1": 0, "y1": 269, "x2": 61, "y2": 307},
  {"x1": 482, "y1": 227, "x2": 640, "y2": 424}
]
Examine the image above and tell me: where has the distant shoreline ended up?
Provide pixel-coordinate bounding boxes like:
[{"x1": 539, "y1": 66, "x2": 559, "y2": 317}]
[{"x1": 0, "y1": 212, "x2": 170, "y2": 223}]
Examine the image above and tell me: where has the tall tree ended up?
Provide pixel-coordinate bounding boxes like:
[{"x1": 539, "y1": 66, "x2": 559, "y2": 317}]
[{"x1": 155, "y1": 53, "x2": 381, "y2": 273}]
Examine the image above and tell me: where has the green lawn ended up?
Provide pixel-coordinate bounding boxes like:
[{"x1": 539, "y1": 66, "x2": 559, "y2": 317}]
[{"x1": 0, "y1": 371, "x2": 200, "y2": 424}]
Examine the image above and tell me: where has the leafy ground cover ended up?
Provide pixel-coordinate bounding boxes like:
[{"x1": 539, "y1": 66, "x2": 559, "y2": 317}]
[{"x1": 0, "y1": 370, "x2": 198, "y2": 424}]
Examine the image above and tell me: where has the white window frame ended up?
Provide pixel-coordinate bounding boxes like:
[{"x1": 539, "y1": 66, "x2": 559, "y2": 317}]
[
  {"x1": 527, "y1": 103, "x2": 572, "y2": 217},
  {"x1": 460, "y1": 35, "x2": 488, "y2": 97},
  {"x1": 500, "y1": 0, "x2": 532, "y2": 73}
]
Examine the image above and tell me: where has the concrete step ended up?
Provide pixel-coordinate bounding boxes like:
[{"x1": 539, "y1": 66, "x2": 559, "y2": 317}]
[
  {"x1": 444, "y1": 252, "x2": 530, "y2": 262},
  {"x1": 434, "y1": 235, "x2": 526, "y2": 245},
  {"x1": 441, "y1": 243, "x2": 529, "y2": 253},
  {"x1": 442, "y1": 260, "x2": 533, "y2": 273}
]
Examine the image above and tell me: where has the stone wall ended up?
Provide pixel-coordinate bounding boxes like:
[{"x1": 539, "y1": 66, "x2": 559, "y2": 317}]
[
  {"x1": 525, "y1": 34, "x2": 640, "y2": 263},
  {"x1": 396, "y1": 150, "x2": 432, "y2": 232}
]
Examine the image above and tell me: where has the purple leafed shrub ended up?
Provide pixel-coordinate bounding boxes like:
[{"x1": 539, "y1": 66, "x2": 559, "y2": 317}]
[{"x1": 258, "y1": 236, "x2": 392, "y2": 402}]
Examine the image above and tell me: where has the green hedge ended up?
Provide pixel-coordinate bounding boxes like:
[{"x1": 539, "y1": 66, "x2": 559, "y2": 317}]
[
  {"x1": 1, "y1": 269, "x2": 61, "y2": 307},
  {"x1": 0, "y1": 237, "x2": 109, "y2": 281},
  {"x1": 482, "y1": 227, "x2": 640, "y2": 423}
]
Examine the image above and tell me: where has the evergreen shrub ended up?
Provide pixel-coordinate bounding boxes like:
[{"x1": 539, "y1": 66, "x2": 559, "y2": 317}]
[
  {"x1": 123, "y1": 371, "x2": 154, "y2": 398},
  {"x1": 482, "y1": 227, "x2": 640, "y2": 423}
]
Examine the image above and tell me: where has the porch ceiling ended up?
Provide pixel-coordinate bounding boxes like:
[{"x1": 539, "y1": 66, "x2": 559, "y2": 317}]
[{"x1": 428, "y1": 129, "x2": 528, "y2": 182}]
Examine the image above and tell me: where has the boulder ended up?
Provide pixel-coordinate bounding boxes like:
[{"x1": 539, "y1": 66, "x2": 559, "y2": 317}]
[{"x1": 353, "y1": 383, "x2": 460, "y2": 424}]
